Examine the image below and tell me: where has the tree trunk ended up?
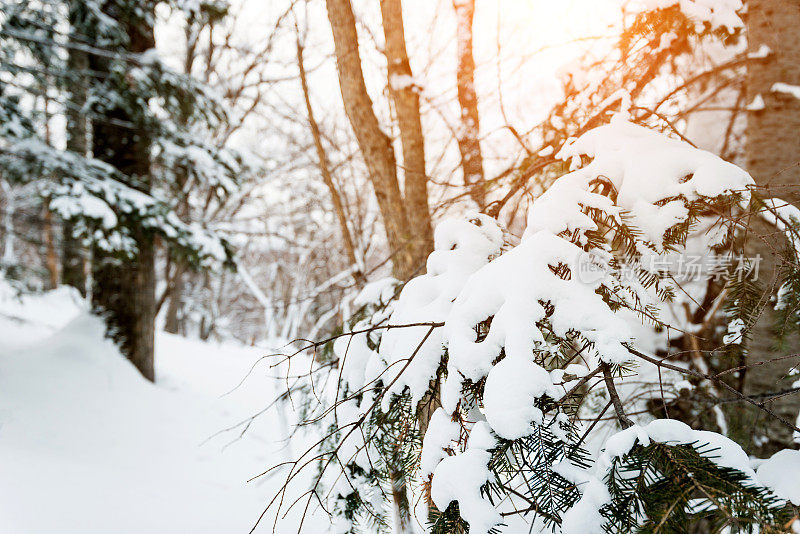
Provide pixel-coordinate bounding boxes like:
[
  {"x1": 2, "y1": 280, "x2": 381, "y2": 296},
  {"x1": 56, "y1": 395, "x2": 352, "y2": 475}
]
[
  {"x1": 41, "y1": 89, "x2": 60, "y2": 290},
  {"x1": 198, "y1": 272, "x2": 214, "y2": 341},
  {"x1": 62, "y1": 0, "x2": 89, "y2": 295},
  {"x1": 737, "y1": 0, "x2": 800, "y2": 454},
  {"x1": 89, "y1": 1, "x2": 157, "y2": 382},
  {"x1": 453, "y1": 0, "x2": 486, "y2": 209},
  {"x1": 379, "y1": 0, "x2": 433, "y2": 263},
  {"x1": 162, "y1": 19, "x2": 204, "y2": 332},
  {"x1": 42, "y1": 200, "x2": 59, "y2": 289},
  {"x1": 163, "y1": 265, "x2": 185, "y2": 335},
  {"x1": 296, "y1": 37, "x2": 366, "y2": 287},
  {"x1": 1, "y1": 180, "x2": 15, "y2": 267},
  {"x1": 325, "y1": 0, "x2": 418, "y2": 280}
]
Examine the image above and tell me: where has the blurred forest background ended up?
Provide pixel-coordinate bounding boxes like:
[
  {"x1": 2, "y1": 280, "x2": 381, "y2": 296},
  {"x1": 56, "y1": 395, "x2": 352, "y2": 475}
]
[{"x1": 1, "y1": 0, "x2": 798, "y2": 442}]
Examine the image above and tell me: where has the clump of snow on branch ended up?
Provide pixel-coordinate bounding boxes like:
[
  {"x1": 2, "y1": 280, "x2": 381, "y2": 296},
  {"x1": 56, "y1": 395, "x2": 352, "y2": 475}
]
[
  {"x1": 420, "y1": 408, "x2": 461, "y2": 477},
  {"x1": 482, "y1": 356, "x2": 559, "y2": 440},
  {"x1": 368, "y1": 214, "x2": 503, "y2": 408},
  {"x1": 421, "y1": 117, "x2": 758, "y2": 534},
  {"x1": 723, "y1": 317, "x2": 746, "y2": 344},
  {"x1": 557, "y1": 419, "x2": 760, "y2": 534},
  {"x1": 602, "y1": 420, "x2": 755, "y2": 476},
  {"x1": 551, "y1": 116, "x2": 753, "y2": 248},
  {"x1": 756, "y1": 450, "x2": 800, "y2": 505},
  {"x1": 442, "y1": 230, "x2": 632, "y2": 411},
  {"x1": 746, "y1": 94, "x2": 766, "y2": 111},
  {"x1": 2, "y1": 138, "x2": 231, "y2": 267},
  {"x1": 430, "y1": 422, "x2": 501, "y2": 533},
  {"x1": 759, "y1": 197, "x2": 800, "y2": 258}
]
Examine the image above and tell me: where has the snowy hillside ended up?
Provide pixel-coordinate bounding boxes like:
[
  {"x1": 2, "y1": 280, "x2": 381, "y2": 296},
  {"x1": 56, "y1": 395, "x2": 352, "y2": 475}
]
[{"x1": 0, "y1": 283, "x2": 320, "y2": 533}]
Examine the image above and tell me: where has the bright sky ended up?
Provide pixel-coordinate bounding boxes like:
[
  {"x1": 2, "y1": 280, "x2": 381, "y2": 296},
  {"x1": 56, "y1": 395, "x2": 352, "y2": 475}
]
[
  {"x1": 154, "y1": 0, "x2": 628, "y2": 183},
  {"x1": 471, "y1": 0, "x2": 624, "y2": 113},
  {"x1": 478, "y1": 0, "x2": 622, "y2": 46}
]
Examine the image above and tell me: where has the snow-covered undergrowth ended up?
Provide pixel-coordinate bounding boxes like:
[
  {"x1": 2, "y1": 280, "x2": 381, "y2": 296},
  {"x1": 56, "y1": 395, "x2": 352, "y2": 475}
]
[
  {"x1": 303, "y1": 116, "x2": 800, "y2": 534},
  {"x1": 0, "y1": 279, "x2": 321, "y2": 533}
]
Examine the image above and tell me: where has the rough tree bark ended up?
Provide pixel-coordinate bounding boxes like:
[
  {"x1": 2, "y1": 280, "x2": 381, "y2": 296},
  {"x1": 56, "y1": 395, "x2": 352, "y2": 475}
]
[
  {"x1": 62, "y1": 0, "x2": 89, "y2": 295},
  {"x1": 453, "y1": 0, "x2": 486, "y2": 209},
  {"x1": 89, "y1": 1, "x2": 157, "y2": 381},
  {"x1": 297, "y1": 37, "x2": 366, "y2": 287},
  {"x1": 379, "y1": 0, "x2": 433, "y2": 261},
  {"x1": 737, "y1": 0, "x2": 800, "y2": 454},
  {"x1": 325, "y1": 0, "x2": 419, "y2": 280}
]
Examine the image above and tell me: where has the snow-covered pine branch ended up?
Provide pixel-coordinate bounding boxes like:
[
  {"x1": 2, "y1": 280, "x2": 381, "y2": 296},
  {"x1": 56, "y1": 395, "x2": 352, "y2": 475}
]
[
  {"x1": 1, "y1": 138, "x2": 232, "y2": 268},
  {"x1": 289, "y1": 115, "x2": 800, "y2": 534},
  {"x1": 0, "y1": 0, "x2": 242, "y2": 270}
]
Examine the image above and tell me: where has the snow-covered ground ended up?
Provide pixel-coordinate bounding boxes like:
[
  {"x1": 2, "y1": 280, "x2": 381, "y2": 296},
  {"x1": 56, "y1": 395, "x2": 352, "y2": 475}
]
[{"x1": 0, "y1": 282, "x2": 321, "y2": 533}]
